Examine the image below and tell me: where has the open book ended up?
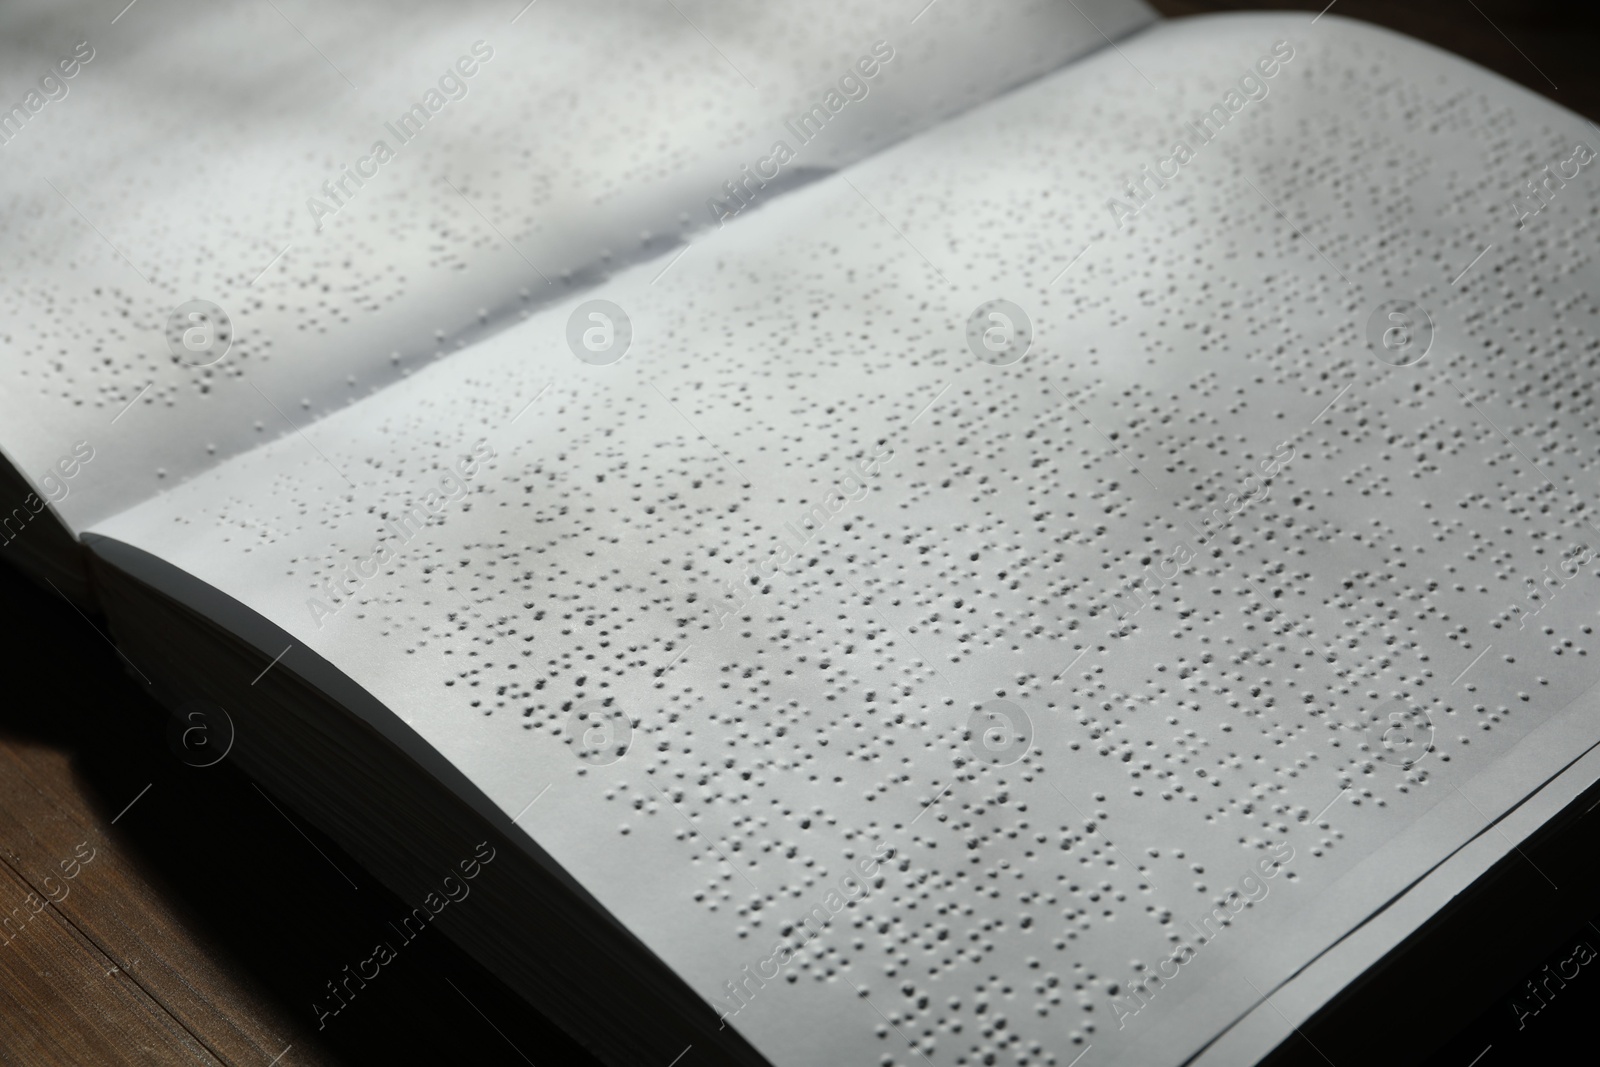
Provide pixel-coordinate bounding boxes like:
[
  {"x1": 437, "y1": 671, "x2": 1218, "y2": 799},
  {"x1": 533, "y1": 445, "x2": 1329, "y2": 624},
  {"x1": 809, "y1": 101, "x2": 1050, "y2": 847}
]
[{"x1": 6, "y1": 1, "x2": 1600, "y2": 1063}]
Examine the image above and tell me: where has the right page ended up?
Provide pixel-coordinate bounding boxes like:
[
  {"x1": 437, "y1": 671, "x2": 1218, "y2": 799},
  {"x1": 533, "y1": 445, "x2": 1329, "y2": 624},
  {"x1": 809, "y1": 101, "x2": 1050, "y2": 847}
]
[{"x1": 89, "y1": 11, "x2": 1600, "y2": 1067}]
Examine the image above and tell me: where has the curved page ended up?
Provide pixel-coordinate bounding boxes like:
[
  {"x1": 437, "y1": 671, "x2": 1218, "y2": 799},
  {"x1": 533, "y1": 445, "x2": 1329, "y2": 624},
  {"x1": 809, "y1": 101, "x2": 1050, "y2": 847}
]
[{"x1": 91, "y1": 13, "x2": 1600, "y2": 1067}]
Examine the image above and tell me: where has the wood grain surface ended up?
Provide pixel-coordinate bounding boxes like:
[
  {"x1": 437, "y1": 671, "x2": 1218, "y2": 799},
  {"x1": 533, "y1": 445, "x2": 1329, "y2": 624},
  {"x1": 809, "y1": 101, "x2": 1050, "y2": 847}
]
[
  {"x1": 0, "y1": 559, "x2": 599, "y2": 1066},
  {"x1": 0, "y1": 741, "x2": 323, "y2": 1067}
]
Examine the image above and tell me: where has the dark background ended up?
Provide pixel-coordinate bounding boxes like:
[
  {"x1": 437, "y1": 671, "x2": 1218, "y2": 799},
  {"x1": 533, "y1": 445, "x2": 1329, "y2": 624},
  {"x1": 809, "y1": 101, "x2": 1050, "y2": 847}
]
[{"x1": 4, "y1": 2, "x2": 1600, "y2": 1065}]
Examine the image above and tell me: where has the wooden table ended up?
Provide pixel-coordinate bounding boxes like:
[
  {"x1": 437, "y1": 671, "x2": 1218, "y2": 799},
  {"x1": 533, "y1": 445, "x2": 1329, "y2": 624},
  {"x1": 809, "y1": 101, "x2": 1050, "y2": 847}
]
[
  {"x1": 0, "y1": 557, "x2": 597, "y2": 1066},
  {"x1": 3, "y1": 3, "x2": 1597, "y2": 1064}
]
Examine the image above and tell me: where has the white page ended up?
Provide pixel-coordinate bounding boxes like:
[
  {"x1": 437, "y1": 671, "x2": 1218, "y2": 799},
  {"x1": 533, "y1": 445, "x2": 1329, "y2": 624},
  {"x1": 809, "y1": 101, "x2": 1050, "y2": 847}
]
[
  {"x1": 0, "y1": 0, "x2": 1152, "y2": 533},
  {"x1": 91, "y1": 12, "x2": 1600, "y2": 1067},
  {"x1": 1196, "y1": 734, "x2": 1600, "y2": 1064}
]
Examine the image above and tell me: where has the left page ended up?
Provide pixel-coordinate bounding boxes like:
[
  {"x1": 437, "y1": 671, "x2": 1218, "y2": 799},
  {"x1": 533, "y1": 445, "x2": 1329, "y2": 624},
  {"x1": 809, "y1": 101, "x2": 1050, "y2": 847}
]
[{"x1": 0, "y1": 0, "x2": 1153, "y2": 536}]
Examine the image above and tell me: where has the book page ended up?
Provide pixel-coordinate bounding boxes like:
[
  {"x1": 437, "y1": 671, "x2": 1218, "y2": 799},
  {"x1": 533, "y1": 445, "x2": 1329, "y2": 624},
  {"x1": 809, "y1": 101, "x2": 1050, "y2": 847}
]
[
  {"x1": 91, "y1": 11, "x2": 1600, "y2": 1066},
  {"x1": 0, "y1": 0, "x2": 1152, "y2": 534}
]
